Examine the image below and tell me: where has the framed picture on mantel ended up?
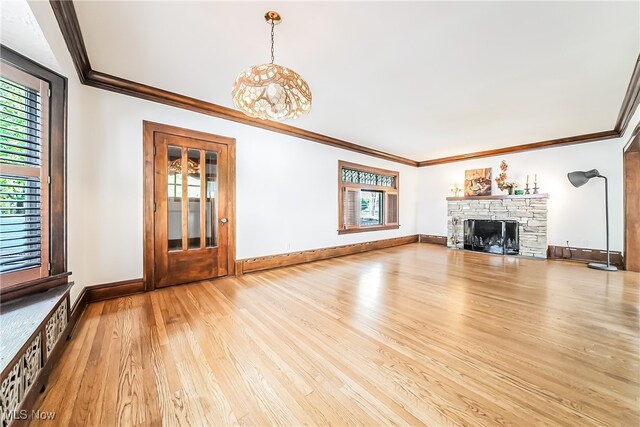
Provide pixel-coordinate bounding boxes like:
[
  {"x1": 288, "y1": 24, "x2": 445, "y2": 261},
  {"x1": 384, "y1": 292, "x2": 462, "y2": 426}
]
[{"x1": 464, "y1": 168, "x2": 492, "y2": 197}]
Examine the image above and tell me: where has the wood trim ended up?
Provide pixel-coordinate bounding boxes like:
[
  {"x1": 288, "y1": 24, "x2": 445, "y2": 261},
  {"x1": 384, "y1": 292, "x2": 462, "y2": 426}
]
[
  {"x1": 49, "y1": 0, "x2": 639, "y2": 167},
  {"x1": 237, "y1": 235, "x2": 419, "y2": 275},
  {"x1": 0, "y1": 45, "x2": 69, "y2": 300},
  {"x1": 338, "y1": 160, "x2": 401, "y2": 177},
  {"x1": 624, "y1": 122, "x2": 640, "y2": 153},
  {"x1": 68, "y1": 286, "x2": 88, "y2": 337},
  {"x1": 337, "y1": 225, "x2": 401, "y2": 235},
  {"x1": 84, "y1": 278, "x2": 145, "y2": 303},
  {"x1": 0, "y1": 272, "x2": 71, "y2": 303},
  {"x1": 547, "y1": 245, "x2": 624, "y2": 268},
  {"x1": 418, "y1": 235, "x2": 448, "y2": 245},
  {"x1": 446, "y1": 193, "x2": 549, "y2": 201},
  {"x1": 227, "y1": 142, "x2": 237, "y2": 275},
  {"x1": 623, "y1": 138, "x2": 640, "y2": 272},
  {"x1": 615, "y1": 54, "x2": 640, "y2": 136},
  {"x1": 143, "y1": 121, "x2": 155, "y2": 291},
  {"x1": 180, "y1": 148, "x2": 188, "y2": 250},
  {"x1": 418, "y1": 131, "x2": 620, "y2": 166},
  {"x1": 49, "y1": 0, "x2": 91, "y2": 83}
]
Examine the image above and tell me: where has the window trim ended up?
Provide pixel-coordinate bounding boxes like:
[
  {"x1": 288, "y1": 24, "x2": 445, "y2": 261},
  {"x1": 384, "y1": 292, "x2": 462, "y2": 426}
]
[
  {"x1": 337, "y1": 160, "x2": 400, "y2": 235},
  {"x1": 0, "y1": 45, "x2": 68, "y2": 302}
]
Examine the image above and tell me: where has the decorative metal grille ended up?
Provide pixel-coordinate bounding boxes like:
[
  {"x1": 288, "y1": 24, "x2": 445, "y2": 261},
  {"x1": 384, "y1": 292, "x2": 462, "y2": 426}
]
[
  {"x1": 0, "y1": 361, "x2": 21, "y2": 427},
  {"x1": 45, "y1": 299, "x2": 68, "y2": 357},
  {"x1": 341, "y1": 168, "x2": 395, "y2": 188},
  {"x1": 22, "y1": 335, "x2": 41, "y2": 395}
]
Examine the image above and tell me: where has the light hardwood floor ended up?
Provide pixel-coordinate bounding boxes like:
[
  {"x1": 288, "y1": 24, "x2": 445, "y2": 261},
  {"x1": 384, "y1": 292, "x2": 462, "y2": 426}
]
[{"x1": 30, "y1": 244, "x2": 639, "y2": 426}]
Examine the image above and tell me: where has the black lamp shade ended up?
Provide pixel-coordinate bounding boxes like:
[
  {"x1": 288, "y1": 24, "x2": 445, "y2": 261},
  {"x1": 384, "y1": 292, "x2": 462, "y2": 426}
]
[{"x1": 567, "y1": 169, "x2": 600, "y2": 188}]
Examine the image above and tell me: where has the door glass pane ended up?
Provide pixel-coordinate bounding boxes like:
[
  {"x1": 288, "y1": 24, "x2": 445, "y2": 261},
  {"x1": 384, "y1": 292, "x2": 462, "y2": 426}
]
[
  {"x1": 167, "y1": 145, "x2": 182, "y2": 251},
  {"x1": 187, "y1": 149, "x2": 201, "y2": 249},
  {"x1": 360, "y1": 190, "x2": 383, "y2": 226},
  {"x1": 205, "y1": 151, "x2": 218, "y2": 247}
]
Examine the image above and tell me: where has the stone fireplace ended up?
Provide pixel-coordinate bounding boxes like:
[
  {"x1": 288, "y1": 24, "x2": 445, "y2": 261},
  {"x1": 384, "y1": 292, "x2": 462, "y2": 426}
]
[{"x1": 447, "y1": 194, "x2": 548, "y2": 258}]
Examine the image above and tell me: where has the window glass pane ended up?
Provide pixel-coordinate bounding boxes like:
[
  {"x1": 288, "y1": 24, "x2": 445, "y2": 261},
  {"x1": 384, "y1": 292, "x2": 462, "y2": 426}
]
[
  {"x1": 167, "y1": 145, "x2": 182, "y2": 251},
  {"x1": 0, "y1": 75, "x2": 43, "y2": 275},
  {"x1": 360, "y1": 190, "x2": 383, "y2": 226},
  {"x1": 205, "y1": 151, "x2": 218, "y2": 247},
  {"x1": 0, "y1": 174, "x2": 41, "y2": 273},
  {"x1": 341, "y1": 167, "x2": 395, "y2": 188},
  {"x1": 0, "y1": 78, "x2": 41, "y2": 167},
  {"x1": 187, "y1": 149, "x2": 201, "y2": 249}
]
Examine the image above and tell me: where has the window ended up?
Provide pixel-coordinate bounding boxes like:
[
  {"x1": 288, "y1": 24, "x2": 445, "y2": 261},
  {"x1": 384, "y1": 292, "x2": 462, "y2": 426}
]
[
  {"x1": 0, "y1": 64, "x2": 49, "y2": 286},
  {"x1": 338, "y1": 161, "x2": 399, "y2": 234},
  {"x1": 0, "y1": 45, "x2": 68, "y2": 301}
]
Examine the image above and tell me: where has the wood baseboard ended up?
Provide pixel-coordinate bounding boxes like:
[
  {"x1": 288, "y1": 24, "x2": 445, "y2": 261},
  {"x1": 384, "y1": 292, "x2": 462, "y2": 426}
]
[
  {"x1": 547, "y1": 245, "x2": 624, "y2": 268},
  {"x1": 418, "y1": 234, "x2": 448, "y2": 245},
  {"x1": 84, "y1": 278, "x2": 145, "y2": 303},
  {"x1": 236, "y1": 235, "x2": 419, "y2": 275},
  {"x1": 67, "y1": 287, "x2": 88, "y2": 339}
]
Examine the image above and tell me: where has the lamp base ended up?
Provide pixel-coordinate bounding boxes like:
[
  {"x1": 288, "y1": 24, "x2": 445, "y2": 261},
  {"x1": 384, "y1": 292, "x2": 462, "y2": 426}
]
[{"x1": 587, "y1": 262, "x2": 618, "y2": 271}]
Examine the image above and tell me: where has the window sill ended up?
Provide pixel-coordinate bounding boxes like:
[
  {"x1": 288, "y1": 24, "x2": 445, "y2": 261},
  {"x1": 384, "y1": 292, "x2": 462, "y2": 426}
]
[
  {"x1": 0, "y1": 272, "x2": 71, "y2": 303},
  {"x1": 338, "y1": 225, "x2": 400, "y2": 235}
]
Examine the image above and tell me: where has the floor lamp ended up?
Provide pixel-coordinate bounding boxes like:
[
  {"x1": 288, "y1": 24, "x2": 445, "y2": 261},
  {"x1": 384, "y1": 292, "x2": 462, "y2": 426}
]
[{"x1": 567, "y1": 169, "x2": 618, "y2": 271}]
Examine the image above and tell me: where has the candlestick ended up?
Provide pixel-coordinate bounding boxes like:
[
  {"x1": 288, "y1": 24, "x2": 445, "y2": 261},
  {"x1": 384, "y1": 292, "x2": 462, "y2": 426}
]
[{"x1": 526, "y1": 174, "x2": 529, "y2": 185}]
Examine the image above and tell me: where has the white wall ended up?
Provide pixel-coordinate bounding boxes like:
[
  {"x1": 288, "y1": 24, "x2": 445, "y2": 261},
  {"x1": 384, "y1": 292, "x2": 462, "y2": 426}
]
[
  {"x1": 417, "y1": 133, "x2": 634, "y2": 251},
  {"x1": 8, "y1": 1, "x2": 636, "y2": 306},
  {"x1": 18, "y1": 1, "x2": 418, "y2": 304}
]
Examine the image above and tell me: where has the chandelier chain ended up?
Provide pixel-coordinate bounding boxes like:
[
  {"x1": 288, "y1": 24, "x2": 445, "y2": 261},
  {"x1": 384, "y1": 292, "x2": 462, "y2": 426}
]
[{"x1": 270, "y1": 21, "x2": 275, "y2": 64}]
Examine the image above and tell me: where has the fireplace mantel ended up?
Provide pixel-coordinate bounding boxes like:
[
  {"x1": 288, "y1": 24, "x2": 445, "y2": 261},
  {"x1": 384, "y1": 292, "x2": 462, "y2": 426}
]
[{"x1": 447, "y1": 193, "x2": 549, "y2": 201}]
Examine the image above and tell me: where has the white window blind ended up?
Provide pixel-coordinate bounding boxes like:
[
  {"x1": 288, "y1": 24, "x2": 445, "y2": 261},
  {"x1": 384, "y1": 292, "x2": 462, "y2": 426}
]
[{"x1": 0, "y1": 64, "x2": 49, "y2": 284}]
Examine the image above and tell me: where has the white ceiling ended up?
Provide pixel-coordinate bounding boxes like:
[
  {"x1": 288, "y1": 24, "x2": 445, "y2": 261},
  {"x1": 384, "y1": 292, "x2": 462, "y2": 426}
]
[
  {"x1": 0, "y1": 0, "x2": 59, "y2": 72},
  {"x1": 72, "y1": 1, "x2": 639, "y2": 160}
]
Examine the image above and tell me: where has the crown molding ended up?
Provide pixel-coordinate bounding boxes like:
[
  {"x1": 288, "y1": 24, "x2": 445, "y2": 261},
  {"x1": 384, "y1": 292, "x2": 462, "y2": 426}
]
[
  {"x1": 49, "y1": 0, "x2": 638, "y2": 168},
  {"x1": 615, "y1": 55, "x2": 640, "y2": 136},
  {"x1": 417, "y1": 130, "x2": 620, "y2": 167},
  {"x1": 49, "y1": 0, "x2": 89, "y2": 83}
]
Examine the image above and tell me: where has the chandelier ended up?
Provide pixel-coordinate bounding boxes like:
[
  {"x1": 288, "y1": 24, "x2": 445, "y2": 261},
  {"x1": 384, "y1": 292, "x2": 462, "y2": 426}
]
[
  {"x1": 168, "y1": 158, "x2": 199, "y2": 175},
  {"x1": 232, "y1": 11, "x2": 312, "y2": 121}
]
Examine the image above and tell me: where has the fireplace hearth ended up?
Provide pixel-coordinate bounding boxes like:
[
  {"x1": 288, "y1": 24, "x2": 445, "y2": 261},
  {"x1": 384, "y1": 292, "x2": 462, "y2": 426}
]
[{"x1": 464, "y1": 219, "x2": 519, "y2": 255}]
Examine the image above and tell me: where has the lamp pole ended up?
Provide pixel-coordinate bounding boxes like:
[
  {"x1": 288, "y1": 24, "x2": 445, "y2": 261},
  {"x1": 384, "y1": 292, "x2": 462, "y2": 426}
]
[
  {"x1": 567, "y1": 169, "x2": 617, "y2": 271},
  {"x1": 602, "y1": 175, "x2": 610, "y2": 268}
]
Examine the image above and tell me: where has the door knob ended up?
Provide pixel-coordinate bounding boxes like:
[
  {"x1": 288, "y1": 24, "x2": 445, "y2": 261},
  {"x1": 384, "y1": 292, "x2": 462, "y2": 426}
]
[{"x1": 220, "y1": 218, "x2": 228, "y2": 224}]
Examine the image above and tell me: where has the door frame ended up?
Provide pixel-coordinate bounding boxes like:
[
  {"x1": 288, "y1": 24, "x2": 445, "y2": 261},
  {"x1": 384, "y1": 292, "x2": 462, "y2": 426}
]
[
  {"x1": 623, "y1": 124, "x2": 639, "y2": 272},
  {"x1": 143, "y1": 121, "x2": 236, "y2": 291}
]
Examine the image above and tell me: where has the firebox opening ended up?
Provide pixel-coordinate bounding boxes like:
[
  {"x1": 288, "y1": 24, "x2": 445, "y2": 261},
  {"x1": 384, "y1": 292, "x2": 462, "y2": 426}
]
[{"x1": 464, "y1": 219, "x2": 519, "y2": 255}]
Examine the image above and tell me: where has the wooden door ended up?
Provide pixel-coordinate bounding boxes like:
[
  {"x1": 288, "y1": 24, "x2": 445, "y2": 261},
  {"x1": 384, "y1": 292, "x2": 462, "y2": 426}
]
[
  {"x1": 147, "y1": 123, "x2": 235, "y2": 289},
  {"x1": 624, "y1": 134, "x2": 639, "y2": 272}
]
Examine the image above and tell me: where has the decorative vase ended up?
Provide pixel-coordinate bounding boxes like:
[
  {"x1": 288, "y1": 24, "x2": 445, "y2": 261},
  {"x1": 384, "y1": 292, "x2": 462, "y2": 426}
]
[{"x1": 508, "y1": 186, "x2": 515, "y2": 195}]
